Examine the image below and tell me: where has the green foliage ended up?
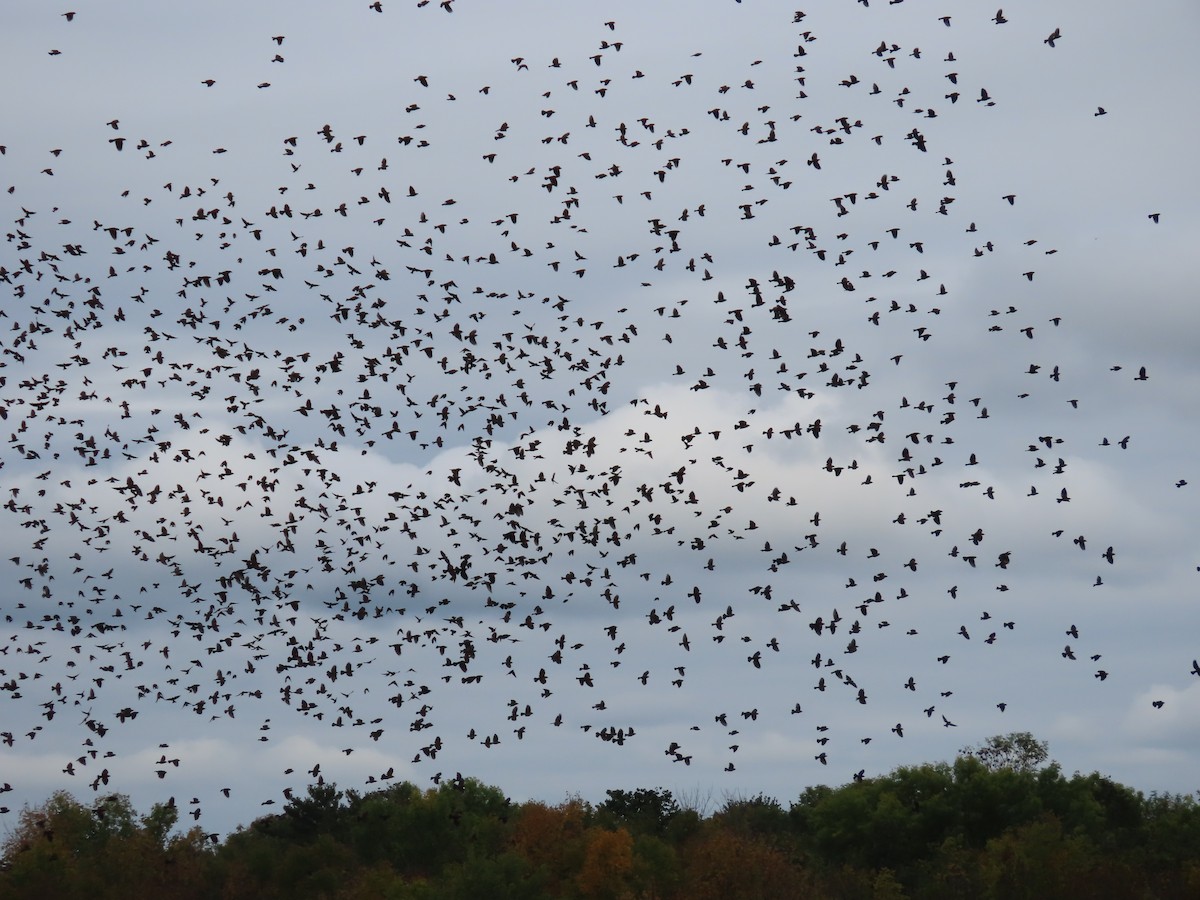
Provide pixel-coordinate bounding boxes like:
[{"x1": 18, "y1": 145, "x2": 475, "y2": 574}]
[
  {"x1": 140, "y1": 800, "x2": 180, "y2": 848},
  {"x1": 439, "y1": 850, "x2": 546, "y2": 900},
  {"x1": 713, "y1": 792, "x2": 791, "y2": 844},
  {"x1": 282, "y1": 780, "x2": 347, "y2": 842},
  {"x1": 3, "y1": 738, "x2": 1199, "y2": 899},
  {"x1": 0, "y1": 791, "x2": 214, "y2": 900},
  {"x1": 594, "y1": 786, "x2": 681, "y2": 836},
  {"x1": 960, "y1": 732, "x2": 1050, "y2": 774},
  {"x1": 631, "y1": 833, "x2": 682, "y2": 898}
]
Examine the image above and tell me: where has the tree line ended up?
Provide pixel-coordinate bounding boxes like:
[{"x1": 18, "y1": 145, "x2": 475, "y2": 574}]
[{"x1": 2, "y1": 734, "x2": 1197, "y2": 899}]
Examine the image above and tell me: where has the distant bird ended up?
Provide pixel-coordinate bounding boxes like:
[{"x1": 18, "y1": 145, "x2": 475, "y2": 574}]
[{"x1": 0, "y1": 0, "x2": 1180, "y2": 826}]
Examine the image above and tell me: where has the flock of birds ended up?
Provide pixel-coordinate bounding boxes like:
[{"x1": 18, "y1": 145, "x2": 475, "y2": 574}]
[{"x1": 1, "y1": 3, "x2": 1194, "y2": 833}]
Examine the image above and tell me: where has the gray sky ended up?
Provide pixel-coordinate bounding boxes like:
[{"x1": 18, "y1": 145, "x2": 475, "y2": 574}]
[{"x1": 2, "y1": 0, "x2": 1198, "y2": 837}]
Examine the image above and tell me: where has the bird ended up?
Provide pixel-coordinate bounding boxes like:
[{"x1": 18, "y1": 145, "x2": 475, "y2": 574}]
[{"x1": 0, "y1": 0, "x2": 1183, "y2": 831}]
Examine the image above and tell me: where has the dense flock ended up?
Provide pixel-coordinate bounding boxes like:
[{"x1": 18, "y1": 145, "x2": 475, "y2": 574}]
[{"x1": 1, "y1": 1, "x2": 1195, "y2": 833}]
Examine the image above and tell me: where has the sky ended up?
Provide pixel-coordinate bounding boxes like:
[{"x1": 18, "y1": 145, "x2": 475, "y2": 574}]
[{"x1": 1, "y1": 0, "x2": 1198, "y2": 838}]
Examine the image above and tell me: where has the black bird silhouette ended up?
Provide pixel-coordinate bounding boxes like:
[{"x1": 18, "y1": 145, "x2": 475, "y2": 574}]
[{"x1": 0, "y1": 0, "x2": 1186, "y2": 830}]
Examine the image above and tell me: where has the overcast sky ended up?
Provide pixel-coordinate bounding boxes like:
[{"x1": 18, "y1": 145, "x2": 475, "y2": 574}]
[{"x1": 2, "y1": 0, "x2": 1198, "y2": 838}]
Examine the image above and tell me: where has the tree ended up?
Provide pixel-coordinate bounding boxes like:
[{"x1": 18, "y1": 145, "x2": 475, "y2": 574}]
[
  {"x1": 630, "y1": 833, "x2": 682, "y2": 899},
  {"x1": 439, "y1": 851, "x2": 547, "y2": 900},
  {"x1": 140, "y1": 799, "x2": 180, "y2": 848},
  {"x1": 576, "y1": 827, "x2": 634, "y2": 899},
  {"x1": 279, "y1": 780, "x2": 346, "y2": 842},
  {"x1": 0, "y1": 791, "x2": 214, "y2": 900},
  {"x1": 595, "y1": 787, "x2": 681, "y2": 836},
  {"x1": 5, "y1": 764, "x2": 1200, "y2": 899},
  {"x1": 679, "y1": 829, "x2": 814, "y2": 900},
  {"x1": 712, "y1": 792, "x2": 792, "y2": 846},
  {"x1": 978, "y1": 814, "x2": 1097, "y2": 899},
  {"x1": 960, "y1": 732, "x2": 1049, "y2": 774},
  {"x1": 510, "y1": 799, "x2": 589, "y2": 893}
]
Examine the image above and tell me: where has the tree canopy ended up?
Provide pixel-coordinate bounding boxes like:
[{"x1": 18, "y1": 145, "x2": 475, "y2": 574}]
[
  {"x1": 3, "y1": 737, "x2": 1198, "y2": 899},
  {"x1": 960, "y1": 731, "x2": 1051, "y2": 774}
]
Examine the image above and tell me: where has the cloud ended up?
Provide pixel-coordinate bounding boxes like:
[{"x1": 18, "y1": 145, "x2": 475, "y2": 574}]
[{"x1": 1, "y1": 0, "x2": 1197, "y2": 839}]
